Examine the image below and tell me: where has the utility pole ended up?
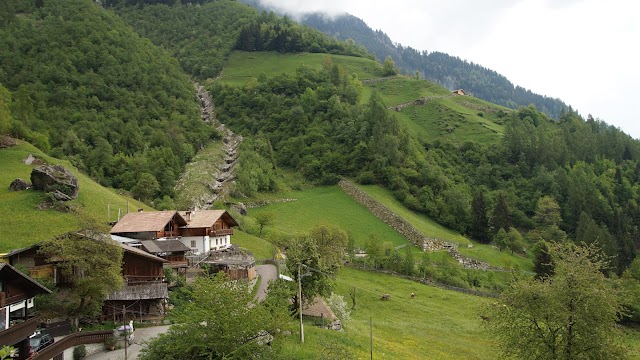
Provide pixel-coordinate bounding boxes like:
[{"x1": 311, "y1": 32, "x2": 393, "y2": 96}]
[
  {"x1": 122, "y1": 305, "x2": 128, "y2": 360},
  {"x1": 298, "y1": 263, "x2": 304, "y2": 343},
  {"x1": 370, "y1": 317, "x2": 373, "y2": 360}
]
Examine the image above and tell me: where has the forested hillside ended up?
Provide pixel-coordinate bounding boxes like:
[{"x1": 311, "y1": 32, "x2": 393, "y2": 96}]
[
  {"x1": 300, "y1": 13, "x2": 569, "y2": 119},
  {"x1": 237, "y1": 1, "x2": 568, "y2": 119},
  {"x1": 213, "y1": 55, "x2": 639, "y2": 275},
  {"x1": 111, "y1": 0, "x2": 370, "y2": 80},
  {"x1": 0, "y1": 0, "x2": 213, "y2": 203}
]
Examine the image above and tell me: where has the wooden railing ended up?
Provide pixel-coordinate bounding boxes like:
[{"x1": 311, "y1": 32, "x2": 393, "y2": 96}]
[
  {"x1": 0, "y1": 317, "x2": 39, "y2": 348},
  {"x1": 29, "y1": 265, "x2": 54, "y2": 280},
  {"x1": 124, "y1": 275, "x2": 163, "y2": 284},
  {"x1": 210, "y1": 229, "x2": 233, "y2": 236},
  {"x1": 30, "y1": 330, "x2": 113, "y2": 360}
]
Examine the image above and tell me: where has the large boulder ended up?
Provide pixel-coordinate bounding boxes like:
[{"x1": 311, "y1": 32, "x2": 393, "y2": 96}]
[
  {"x1": 30, "y1": 165, "x2": 79, "y2": 200},
  {"x1": 9, "y1": 178, "x2": 29, "y2": 191}
]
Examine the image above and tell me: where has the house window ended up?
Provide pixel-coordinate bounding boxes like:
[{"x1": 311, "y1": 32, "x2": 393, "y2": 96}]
[{"x1": 191, "y1": 240, "x2": 196, "y2": 248}]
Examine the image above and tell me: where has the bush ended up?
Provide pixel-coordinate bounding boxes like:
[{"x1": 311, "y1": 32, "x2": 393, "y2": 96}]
[
  {"x1": 73, "y1": 345, "x2": 87, "y2": 359},
  {"x1": 104, "y1": 336, "x2": 117, "y2": 351},
  {"x1": 356, "y1": 171, "x2": 375, "y2": 185}
]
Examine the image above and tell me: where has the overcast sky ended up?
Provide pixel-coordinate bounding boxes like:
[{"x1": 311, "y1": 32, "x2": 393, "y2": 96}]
[{"x1": 259, "y1": 0, "x2": 640, "y2": 138}]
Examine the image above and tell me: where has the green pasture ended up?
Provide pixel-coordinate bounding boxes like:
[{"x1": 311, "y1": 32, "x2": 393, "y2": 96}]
[
  {"x1": 247, "y1": 186, "x2": 417, "y2": 251},
  {"x1": 218, "y1": 51, "x2": 382, "y2": 86}
]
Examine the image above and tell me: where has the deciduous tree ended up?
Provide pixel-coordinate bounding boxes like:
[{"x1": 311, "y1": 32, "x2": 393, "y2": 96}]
[
  {"x1": 484, "y1": 243, "x2": 627, "y2": 359},
  {"x1": 139, "y1": 273, "x2": 283, "y2": 360}
]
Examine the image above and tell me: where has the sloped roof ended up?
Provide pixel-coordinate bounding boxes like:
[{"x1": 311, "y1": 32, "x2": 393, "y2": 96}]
[
  {"x1": 140, "y1": 240, "x2": 190, "y2": 254},
  {"x1": 120, "y1": 243, "x2": 168, "y2": 263},
  {"x1": 179, "y1": 210, "x2": 239, "y2": 229},
  {"x1": 302, "y1": 296, "x2": 336, "y2": 320},
  {"x1": 110, "y1": 211, "x2": 187, "y2": 233},
  {"x1": 0, "y1": 263, "x2": 52, "y2": 296}
]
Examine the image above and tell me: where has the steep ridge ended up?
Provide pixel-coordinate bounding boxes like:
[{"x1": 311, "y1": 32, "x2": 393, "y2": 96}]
[{"x1": 175, "y1": 84, "x2": 242, "y2": 210}]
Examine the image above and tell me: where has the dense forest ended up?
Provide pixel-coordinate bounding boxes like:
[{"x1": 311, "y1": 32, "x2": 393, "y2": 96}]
[
  {"x1": 238, "y1": 1, "x2": 569, "y2": 119},
  {"x1": 212, "y1": 60, "x2": 638, "y2": 275},
  {"x1": 0, "y1": 0, "x2": 214, "y2": 202},
  {"x1": 111, "y1": 0, "x2": 370, "y2": 80}
]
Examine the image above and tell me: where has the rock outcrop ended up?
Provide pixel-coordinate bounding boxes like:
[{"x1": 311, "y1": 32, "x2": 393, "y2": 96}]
[
  {"x1": 30, "y1": 165, "x2": 79, "y2": 200},
  {"x1": 9, "y1": 178, "x2": 29, "y2": 191}
]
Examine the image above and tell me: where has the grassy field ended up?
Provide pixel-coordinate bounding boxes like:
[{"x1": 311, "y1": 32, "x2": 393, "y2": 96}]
[
  {"x1": 278, "y1": 267, "x2": 498, "y2": 359},
  {"x1": 0, "y1": 140, "x2": 150, "y2": 252},
  {"x1": 356, "y1": 184, "x2": 533, "y2": 272},
  {"x1": 232, "y1": 229, "x2": 275, "y2": 261},
  {"x1": 247, "y1": 186, "x2": 419, "y2": 252},
  {"x1": 277, "y1": 267, "x2": 640, "y2": 359},
  {"x1": 218, "y1": 51, "x2": 382, "y2": 86},
  {"x1": 362, "y1": 77, "x2": 451, "y2": 106}
]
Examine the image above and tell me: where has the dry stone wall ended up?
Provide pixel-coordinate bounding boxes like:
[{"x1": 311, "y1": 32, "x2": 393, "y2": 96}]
[{"x1": 338, "y1": 180, "x2": 498, "y2": 270}]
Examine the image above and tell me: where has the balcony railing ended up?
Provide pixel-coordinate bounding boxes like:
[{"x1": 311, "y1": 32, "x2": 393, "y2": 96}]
[
  {"x1": 0, "y1": 317, "x2": 40, "y2": 348},
  {"x1": 124, "y1": 275, "x2": 163, "y2": 285},
  {"x1": 31, "y1": 330, "x2": 113, "y2": 360},
  {"x1": 210, "y1": 229, "x2": 233, "y2": 236}
]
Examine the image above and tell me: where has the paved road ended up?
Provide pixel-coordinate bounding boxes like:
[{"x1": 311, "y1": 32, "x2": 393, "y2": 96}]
[
  {"x1": 81, "y1": 325, "x2": 171, "y2": 360},
  {"x1": 255, "y1": 264, "x2": 277, "y2": 302}
]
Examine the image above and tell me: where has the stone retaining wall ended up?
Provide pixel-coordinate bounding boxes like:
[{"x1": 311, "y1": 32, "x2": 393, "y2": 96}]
[{"x1": 338, "y1": 180, "x2": 498, "y2": 270}]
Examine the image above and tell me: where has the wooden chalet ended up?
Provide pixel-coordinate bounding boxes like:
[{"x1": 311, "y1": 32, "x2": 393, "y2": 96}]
[
  {"x1": 178, "y1": 210, "x2": 239, "y2": 254},
  {"x1": 452, "y1": 89, "x2": 466, "y2": 96},
  {"x1": 0, "y1": 263, "x2": 51, "y2": 359},
  {"x1": 110, "y1": 210, "x2": 187, "y2": 240},
  {"x1": 103, "y1": 244, "x2": 168, "y2": 321}
]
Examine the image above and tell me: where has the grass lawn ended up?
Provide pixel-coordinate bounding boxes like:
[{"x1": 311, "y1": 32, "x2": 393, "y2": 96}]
[
  {"x1": 218, "y1": 51, "x2": 382, "y2": 86},
  {"x1": 277, "y1": 267, "x2": 498, "y2": 359},
  {"x1": 232, "y1": 229, "x2": 275, "y2": 261},
  {"x1": 0, "y1": 141, "x2": 150, "y2": 252},
  {"x1": 247, "y1": 186, "x2": 418, "y2": 251}
]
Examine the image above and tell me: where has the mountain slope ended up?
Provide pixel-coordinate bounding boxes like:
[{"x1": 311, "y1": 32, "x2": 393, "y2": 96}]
[
  {"x1": 236, "y1": 1, "x2": 568, "y2": 119},
  {"x1": 0, "y1": 0, "x2": 212, "y2": 200},
  {"x1": 0, "y1": 140, "x2": 150, "y2": 251}
]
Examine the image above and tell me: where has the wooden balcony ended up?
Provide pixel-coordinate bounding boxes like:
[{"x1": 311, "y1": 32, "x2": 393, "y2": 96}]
[
  {"x1": 0, "y1": 317, "x2": 39, "y2": 347},
  {"x1": 29, "y1": 265, "x2": 54, "y2": 280},
  {"x1": 124, "y1": 275, "x2": 164, "y2": 285},
  {"x1": 210, "y1": 229, "x2": 233, "y2": 236}
]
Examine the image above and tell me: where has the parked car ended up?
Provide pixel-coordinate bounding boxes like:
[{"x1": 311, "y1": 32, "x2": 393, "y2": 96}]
[{"x1": 29, "y1": 332, "x2": 54, "y2": 355}]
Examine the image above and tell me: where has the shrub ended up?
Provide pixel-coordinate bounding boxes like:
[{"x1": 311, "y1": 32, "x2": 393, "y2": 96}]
[
  {"x1": 73, "y1": 345, "x2": 87, "y2": 359},
  {"x1": 104, "y1": 336, "x2": 117, "y2": 351}
]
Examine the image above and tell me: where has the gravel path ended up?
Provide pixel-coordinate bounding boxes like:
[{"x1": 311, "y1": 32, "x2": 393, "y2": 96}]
[{"x1": 255, "y1": 264, "x2": 277, "y2": 302}]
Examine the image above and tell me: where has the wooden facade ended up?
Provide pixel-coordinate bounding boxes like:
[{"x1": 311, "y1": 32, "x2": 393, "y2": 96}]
[{"x1": 0, "y1": 264, "x2": 51, "y2": 356}]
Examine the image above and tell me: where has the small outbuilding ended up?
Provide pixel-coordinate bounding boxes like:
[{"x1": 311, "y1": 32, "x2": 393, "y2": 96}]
[{"x1": 452, "y1": 89, "x2": 466, "y2": 96}]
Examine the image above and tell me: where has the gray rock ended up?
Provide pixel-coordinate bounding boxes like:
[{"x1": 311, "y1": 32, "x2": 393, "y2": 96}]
[
  {"x1": 9, "y1": 178, "x2": 29, "y2": 191},
  {"x1": 30, "y1": 165, "x2": 79, "y2": 200},
  {"x1": 51, "y1": 190, "x2": 73, "y2": 201}
]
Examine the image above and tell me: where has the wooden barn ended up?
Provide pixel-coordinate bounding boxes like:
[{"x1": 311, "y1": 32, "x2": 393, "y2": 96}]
[
  {"x1": 103, "y1": 244, "x2": 168, "y2": 321},
  {"x1": 452, "y1": 89, "x2": 466, "y2": 96}
]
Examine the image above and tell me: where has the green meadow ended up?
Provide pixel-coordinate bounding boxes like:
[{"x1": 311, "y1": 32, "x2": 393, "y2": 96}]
[
  {"x1": 0, "y1": 141, "x2": 149, "y2": 251},
  {"x1": 218, "y1": 51, "x2": 382, "y2": 86}
]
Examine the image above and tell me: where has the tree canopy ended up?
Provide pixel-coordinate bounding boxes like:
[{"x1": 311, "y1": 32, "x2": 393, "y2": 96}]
[
  {"x1": 484, "y1": 243, "x2": 627, "y2": 359},
  {"x1": 139, "y1": 273, "x2": 285, "y2": 360}
]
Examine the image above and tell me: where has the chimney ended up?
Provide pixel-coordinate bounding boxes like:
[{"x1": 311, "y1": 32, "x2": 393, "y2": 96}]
[{"x1": 185, "y1": 211, "x2": 192, "y2": 221}]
